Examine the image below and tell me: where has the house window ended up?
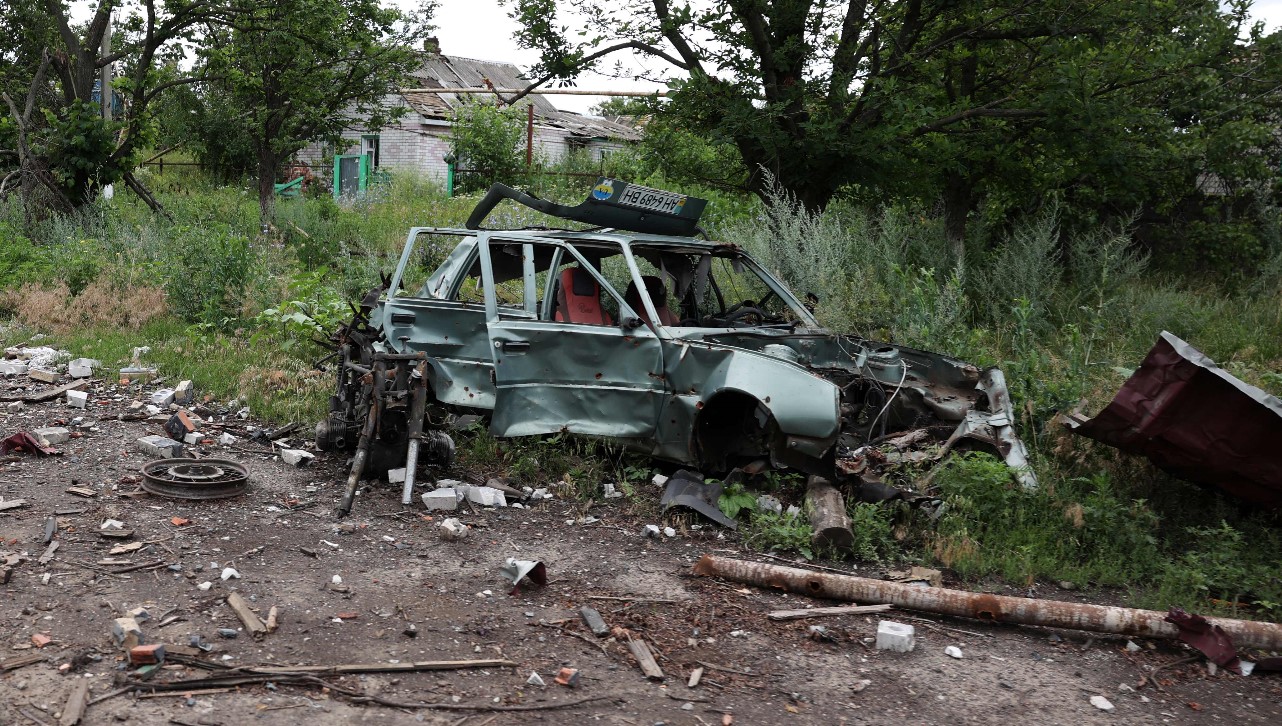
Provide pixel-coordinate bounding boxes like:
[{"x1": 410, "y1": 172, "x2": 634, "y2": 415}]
[{"x1": 361, "y1": 135, "x2": 380, "y2": 168}]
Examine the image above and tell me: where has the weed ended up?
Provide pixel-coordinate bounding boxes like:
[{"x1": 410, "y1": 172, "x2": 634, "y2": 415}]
[{"x1": 742, "y1": 510, "x2": 815, "y2": 559}]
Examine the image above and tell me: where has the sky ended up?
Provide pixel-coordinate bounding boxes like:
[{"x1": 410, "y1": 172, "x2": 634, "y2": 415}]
[{"x1": 424, "y1": 0, "x2": 1282, "y2": 115}]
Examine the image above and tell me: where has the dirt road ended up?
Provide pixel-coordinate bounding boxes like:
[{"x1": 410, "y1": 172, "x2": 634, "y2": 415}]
[{"x1": 1, "y1": 377, "x2": 1279, "y2": 724}]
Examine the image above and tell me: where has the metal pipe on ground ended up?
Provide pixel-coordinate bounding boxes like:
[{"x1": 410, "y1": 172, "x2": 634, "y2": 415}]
[{"x1": 691, "y1": 555, "x2": 1282, "y2": 650}]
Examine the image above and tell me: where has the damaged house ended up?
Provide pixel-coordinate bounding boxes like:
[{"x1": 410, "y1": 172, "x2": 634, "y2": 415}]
[{"x1": 296, "y1": 39, "x2": 642, "y2": 186}]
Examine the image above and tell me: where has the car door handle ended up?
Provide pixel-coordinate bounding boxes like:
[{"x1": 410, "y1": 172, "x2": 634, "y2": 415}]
[
  {"x1": 390, "y1": 313, "x2": 416, "y2": 325},
  {"x1": 500, "y1": 341, "x2": 531, "y2": 352}
]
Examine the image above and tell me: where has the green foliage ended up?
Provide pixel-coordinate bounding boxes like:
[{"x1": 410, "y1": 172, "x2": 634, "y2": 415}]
[
  {"x1": 716, "y1": 480, "x2": 758, "y2": 520},
  {"x1": 165, "y1": 224, "x2": 252, "y2": 325},
  {"x1": 252, "y1": 267, "x2": 349, "y2": 350},
  {"x1": 449, "y1": 100, "x2": 528, "y2": 192},
  {"x1": 846, "y1": 502, "x2": 897, "y2": 564},
  {"x1": 742, "y1": 510, "x2": 814, "y2": 560}
]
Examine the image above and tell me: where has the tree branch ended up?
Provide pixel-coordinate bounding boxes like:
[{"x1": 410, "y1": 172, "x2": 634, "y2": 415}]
[{"x1": 499, "y1": 40, "x2": 689, "y2": 106}]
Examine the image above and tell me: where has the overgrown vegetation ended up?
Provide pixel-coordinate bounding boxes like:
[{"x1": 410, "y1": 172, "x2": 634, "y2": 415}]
[{"x1": 1, "y1": 162, "x2": 1280, "y2": 621}]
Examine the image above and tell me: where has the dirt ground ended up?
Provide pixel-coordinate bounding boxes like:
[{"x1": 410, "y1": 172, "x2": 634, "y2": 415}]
[{"x1": 1, "y1": 375, "x2": 1280, "y2": 725}]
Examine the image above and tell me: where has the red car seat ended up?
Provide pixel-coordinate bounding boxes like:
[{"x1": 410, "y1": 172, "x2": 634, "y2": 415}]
[
  {"x1": 625, "y1": 275, "x2": 679, "y2": 327},
  {"x1": 554, "y1": 267, "x2": 613, "y2": 325}
]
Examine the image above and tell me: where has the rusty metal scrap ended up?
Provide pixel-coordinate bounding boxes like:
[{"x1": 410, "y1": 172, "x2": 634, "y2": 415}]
[
  {"x1": 691, "y1": 554, "x2": 1282, "y2": 650},
  {"x1": 1069, "y1": 331, "x2": 1282, "y2": 507}
]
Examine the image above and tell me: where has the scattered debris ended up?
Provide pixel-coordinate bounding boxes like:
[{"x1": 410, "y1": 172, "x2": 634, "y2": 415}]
[
  {"x1": 628, "y1": 636, "x2": 665, "y2": 680},
  {"x1": 60, "y1": 679, "x2": 91, "y2": 725},
  {"x1": 129, "y1": 644, "x2": 166, "y2": 665},
  {"x1": 527, "y1": 671, "x2": 546, "y2": 687},
  {"x1": 1166, "y1": 607, "x2": 1242, "y2": 674},
  {"x1": 889, "y1": 566, "x2": 943, "y2": 588},
  {"x1": 280, "y1": 449, "x2": 315, "y2": 467},
  {"x1": 111, "y1": 617, "x2": 144, "y2": 650},
  {"x1": 0, "y1": 498, "x2": 30, "y2": 512},
  {"x1": 944, "y1": 645, "x2": 964, "y2": 659},
  {"x1": 875, "y1": 621, "x2": 916, "y2": 652},
  {"x1": 137, "y1": 435, "x2": 183, "y2": 459},
  {"x1": 499, "y1": 558, "x2": 547, "y2": 587},
  {"x1": 688, "y1": 666, "x2": 704, "y2": 688},
  {"x1": 1, "y1": 432, "x2": 57, "y2": 456},
  {"x1": 1090, "y1": 695, "x2": 1115, "y2": 712},
  {"x1": 422, "y1": 487, "x2": 460, "y2": 511},
  {"x1": 226, "y1": 592, "x2": 268, "y2": 637},
  {"x1": 579, "y1": 606, "x2": 609, "y2": 636},
  {"x1": 439, "y1": 518, "x2": 468, "y2": 541},
  {"x1": 0, "y1": 378, "x2": 86, "y2": 404},
  {"x1": 66, "y1": 389, "x2": 88, "y2": 409},
  {"x1": 31, "y1": 633, "x2": 51, "y2": 648},
  {"x1": 766, "y1": 604, "x2": 893, "y2": 621},
  {"x1": 660, "y1": 471, "x2": 736, "y2": 529},
  {"x1": 554, "y1": 667, "x2": 580, "y2": 687}
]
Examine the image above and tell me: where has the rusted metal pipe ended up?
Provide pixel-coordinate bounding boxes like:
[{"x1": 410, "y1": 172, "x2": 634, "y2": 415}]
[
  {"x1": 692, "y1": 555, "x2": 1282, "y2": 650},
  {"x1": 336, "y1": 360, "x2": 386, "y2": 518},
  {"x1": 401, "y1": 362, "x2": 428, "y2": 505}
]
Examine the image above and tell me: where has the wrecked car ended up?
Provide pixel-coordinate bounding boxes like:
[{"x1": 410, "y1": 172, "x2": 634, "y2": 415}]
[{"x1": 323, "y1": 179, "x2": 1034, "y2": 515}]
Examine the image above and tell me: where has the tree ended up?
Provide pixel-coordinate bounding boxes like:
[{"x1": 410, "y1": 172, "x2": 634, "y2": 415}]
[
  {"x1": 448, "y1": 99, "x2": 527, "y2": 192},
  {"x1": 1, "y1": 0, "x2": 246, "y2": 214},
  {"x1": 503, "y1": 0, "x2": 1266, "y2": 255},
  {"x1": 198, "y1": 0, "x2": 433, "y2": 220}
]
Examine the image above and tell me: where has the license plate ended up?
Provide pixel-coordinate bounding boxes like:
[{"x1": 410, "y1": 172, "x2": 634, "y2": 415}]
[{"x1": 616, "y1": 183, "x2": 687, "y2": 215}]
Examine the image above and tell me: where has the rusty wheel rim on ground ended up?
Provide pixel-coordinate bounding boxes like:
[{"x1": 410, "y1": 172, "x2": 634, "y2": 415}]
[{"x1": 140, "y1": 458, "x2": 250, "y2": 499}]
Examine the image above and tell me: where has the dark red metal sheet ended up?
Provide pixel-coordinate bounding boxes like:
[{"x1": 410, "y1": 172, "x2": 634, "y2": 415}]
[{"x1": 1072, "y1": 332, "x2": 1282, "y2": 507}]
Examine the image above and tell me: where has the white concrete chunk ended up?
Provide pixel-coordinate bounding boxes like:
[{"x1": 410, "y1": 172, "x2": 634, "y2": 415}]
[
  {"x1": 137, "y1": 435, "x2": 183, "y2": 458},
  {"x1": 183, "y1": 432, "x2": 205, "y2": 445},
  {"x1": 466, "y1": 486, "x2": 507, "y2": 507},
  {"x1": 387, "y1": 467, "x2": 407, "y2": 484},
  {"x1": 33, "y1": 427, "x2": 70, "y2": 446},
  {"x1": 219, "y1": 432, "x2": 236, "y2": 446},
  {"x1": 174, "y1": 380, "x2": 194, "y2": 404},
  {"x1": 68, "y1": 358, "x2": 99, "y2": 378},
  {"x1": 875, "y1": 620, "x2": 915, "y2": 653},
  {"x1": 66, "y1": 390, "x2": 89, "y2": 409},
  {"x1": 151, "y1": 388, "x2": 175, "y2": 407},
  {"x1": 280, "y1": 449, "x2": 314, "y2": 467},
  {"x1": 421, "y1": 488, "x2": 459, "y2": 511},
  {"x1": 0, "y1": 360, "x2": 28, "y2": 375}
]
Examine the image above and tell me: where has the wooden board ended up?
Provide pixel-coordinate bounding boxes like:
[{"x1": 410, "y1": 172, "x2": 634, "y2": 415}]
[
  {"x1": 59, "y1": 679, "x2": 90, "y2": 726},
  {"x1": 226, "y1": 592, "x2": 267, "y2": 637},
  {"x1": 628, "y1": 638, "x2": 664, "y2": 680},
  {"x1": 767, "y1": 604, "x2": 893, "y2": 621},
  {"x1": 0, "y1": 379, "x2": 87, "y2": 403}
]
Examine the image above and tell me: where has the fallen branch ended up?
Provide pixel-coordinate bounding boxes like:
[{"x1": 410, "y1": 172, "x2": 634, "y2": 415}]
[
  {"x1": 767, "y1": 604, "x2": 892, "y2": 621},
  {"x1": 692, "y1": 554, "x2": 1282, "y2": 650}
]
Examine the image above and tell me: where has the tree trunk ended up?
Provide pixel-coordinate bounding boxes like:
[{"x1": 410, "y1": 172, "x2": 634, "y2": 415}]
[
  {"x1": 942, "y1": 171, "x2": 973, "y2": 263},
  {"x1": 257, "y1": 145, "x2": 277, "y2": 225}
]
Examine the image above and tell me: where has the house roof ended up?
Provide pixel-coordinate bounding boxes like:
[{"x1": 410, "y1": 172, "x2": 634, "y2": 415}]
[{"x1": 404, "y1": 53, "x2": 641, "y2": 143}]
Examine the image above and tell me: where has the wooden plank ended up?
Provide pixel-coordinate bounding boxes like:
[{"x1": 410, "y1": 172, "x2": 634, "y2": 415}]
[
  {"x1": 627, "y1": 638, "x2": 664, "y2": 681},
  {"x1": 59, "y1": 679, "x2": 90, "y2": 726},
  {"x1": 225, "y1": 592, "x2": 267, "y2": 637},
  {"x1": 767, "y1": 604, "x2": 893, "y2": 621},
  {"x1": 0, "y1": 499, "x2": 29, "y2": 512},
  {"x1": 687, "y1": 666, "x2": 704, "y2": 688},
  {"x1": 108, "y1": 542, "x2": 143, "y2": 555},
  {"x1": 38, "y1": 541, "x2": 59, "y2": 565},
  {"x1": 242, "y1": 659, "x2": 516, "y2": 675},
  {"x1": 1, "y1": 653, "x2": 46, "y2": 671},
  {"x1": 0, "y1": 379, "x2": 87, "y2": 403}
]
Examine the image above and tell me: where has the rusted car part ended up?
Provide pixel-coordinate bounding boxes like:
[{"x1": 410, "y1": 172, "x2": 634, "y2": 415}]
[
  {"x1": 1068, "y1": 331, "x2": 1282, "y2": 507},
  {"x1": 320, "y1": 288, "x2": 456, "y2": 517},
  {"x1": 692, "y1": 555, "x2": 1282, "y2": 650},
  {"x1": 140, "y1": 459, "x2": 249, "y2": 499}
]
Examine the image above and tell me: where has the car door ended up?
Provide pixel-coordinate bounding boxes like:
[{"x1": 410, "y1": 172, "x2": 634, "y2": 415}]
[{"x1": 480, "y1": 235, "x2": 666, "y2": 439}]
